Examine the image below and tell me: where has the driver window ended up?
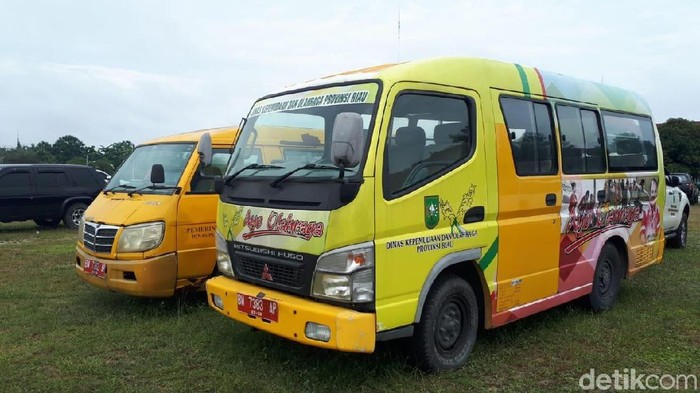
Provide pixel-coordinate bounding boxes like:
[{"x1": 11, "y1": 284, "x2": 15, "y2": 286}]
[
  {"x1": 190, "y1": 148, "x2": 231, "y2": 193},
  {"x1": 384, "y1": 93, "x2": 472, "y2": 198}
]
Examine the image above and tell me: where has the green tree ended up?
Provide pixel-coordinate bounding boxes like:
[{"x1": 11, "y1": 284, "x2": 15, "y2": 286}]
[
  {"x1": 658, "y1": 118, "x2": 700, "y2": 178},
  {"x1": 33, "y1": 141, "x2": 56, "y2": 163},
  {"x1": 99, "y1": 141, "x2": 135, "y2": 172},
  {"x1": 52, "y1": 135, "x2": 87, "y2": 163},
  {"x1": 3, "y1": 147, "x2": 40, "y2": 163}
]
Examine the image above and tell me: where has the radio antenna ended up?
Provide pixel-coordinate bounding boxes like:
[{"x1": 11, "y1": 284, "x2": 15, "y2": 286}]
[{"x1": 397, "y1": 6, "x2": 401, "y2": 62}]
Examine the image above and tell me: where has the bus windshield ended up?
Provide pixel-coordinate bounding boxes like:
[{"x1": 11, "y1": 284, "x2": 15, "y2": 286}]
[
  {"x1": 226, "y1": 82, "x2": 379, "y2": 181},
  {"x1": 106, "y1": 143, "x2": 195, "y2": 194}
]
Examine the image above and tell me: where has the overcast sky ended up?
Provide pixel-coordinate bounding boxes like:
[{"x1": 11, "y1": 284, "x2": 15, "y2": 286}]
[{"x1": 1, "y1": 0, "x2": 698, "y2": 148}]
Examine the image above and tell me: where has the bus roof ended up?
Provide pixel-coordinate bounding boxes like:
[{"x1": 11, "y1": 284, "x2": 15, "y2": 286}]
[
  {"x1": 140, "y1": 127, "x2": 238, "y2": 146},
  {"x1": 282, "y1": 57, "x2": 652, "y2": 117}
]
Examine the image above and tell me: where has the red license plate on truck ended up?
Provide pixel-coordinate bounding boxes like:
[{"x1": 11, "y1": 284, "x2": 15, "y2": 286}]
[
  {"x1": 84, "y1": 259, "x2": 107, "y2": 279},
  {"x1": 236, "y1": 293, "x2": 278, "y2": 322}
]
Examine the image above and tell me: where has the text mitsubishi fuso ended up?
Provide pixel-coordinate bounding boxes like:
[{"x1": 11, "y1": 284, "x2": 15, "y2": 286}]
[{"x1": 205, "y1": 58, "x2": 665, "y2": 372}]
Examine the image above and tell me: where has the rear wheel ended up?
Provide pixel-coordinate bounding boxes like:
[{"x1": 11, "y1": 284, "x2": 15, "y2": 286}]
[
  {"x1": 63, "y1": 203, "x2": 87, "y2": 229},
  {"x1": 33, "y1": 218, "x2": 60, "y2": 228},
  {"x1": 411, "y1": 274, "x2": 478, "y2": 373},
  {"x1": 668, "y1": 212, "x2": 688, "y2": 248},
  {"x1": 586, "y1": 243, "x2": 623, "y2": 313}
]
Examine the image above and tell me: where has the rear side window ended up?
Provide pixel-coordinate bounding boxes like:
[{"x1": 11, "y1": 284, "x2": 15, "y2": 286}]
[
  {"x1": 557, "y1": 105, "x2": 606, "y2": 174},
  {"x1": 500, "y1": 97, "x2": 558, "y2": 176},
  {"x1": 602, "y1": 112, "x2": 657, "y2": 171},
  {"x1": 38, "y1": 171, "x2": 69, "y2": 187},
  {"x1": 70, "y1": 168, "x2": 100, "y2": 187},
  {"x1": 384, "y1": 93, "x2": 473, "y2": 198},
  {"x1": 0, "y1": 171, "x2": 31, "y2": 187}
]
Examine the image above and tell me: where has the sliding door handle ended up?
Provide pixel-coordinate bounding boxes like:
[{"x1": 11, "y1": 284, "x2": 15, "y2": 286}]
[{"x1": 545, "y1": 193, "x2": 557, "y2": 206}]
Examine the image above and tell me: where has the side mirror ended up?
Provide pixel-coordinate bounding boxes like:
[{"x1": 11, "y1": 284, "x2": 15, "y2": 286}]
[
  {"x1": 668, "y1": 175, "x2": 680, "y2": 188},
  {"x1": 331, "y1": 112, "x2": 364, "y2": 169},
  {"x1": 150, "y1": 164, "x2": 165, "y2": 184},
  {"x1": 197, "y1": 133, "x2": 213, "y2": 167}
]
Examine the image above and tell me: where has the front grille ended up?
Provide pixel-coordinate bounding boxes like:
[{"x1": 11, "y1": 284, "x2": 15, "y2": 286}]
[
  {"x1": 238, "y1": 255, "x2": 303, "y2": 288},
  {"x1": 83, "y1": 221, "x2": 119, "y2": 253}
]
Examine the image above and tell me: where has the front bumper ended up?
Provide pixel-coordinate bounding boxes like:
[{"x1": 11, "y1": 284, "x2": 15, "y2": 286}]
[
  {"x1": 75, "y1": 246, "x2": 177, "y2": 297},
  {"x1": 206, "y1": 276, "x2": 376, "y2": 353}
]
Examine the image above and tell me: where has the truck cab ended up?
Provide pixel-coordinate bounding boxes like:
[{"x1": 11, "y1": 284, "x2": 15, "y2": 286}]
[{"x1": 75, "y1": 127, "x2": 238, "y2": 297}]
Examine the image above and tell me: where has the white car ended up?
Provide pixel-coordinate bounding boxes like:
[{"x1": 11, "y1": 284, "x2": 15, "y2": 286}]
[{"x1": 664, "y1": 177, "x2": 690, "y2": 248}]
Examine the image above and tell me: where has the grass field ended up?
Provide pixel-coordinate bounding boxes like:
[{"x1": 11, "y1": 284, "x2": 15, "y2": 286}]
[{"x1": 0, "y1": 213, "x2": 698, "y2": 392}]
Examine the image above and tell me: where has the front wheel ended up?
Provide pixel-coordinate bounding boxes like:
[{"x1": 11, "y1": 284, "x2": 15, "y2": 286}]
[
  {"x1": 586, "y1": 243, "x2": 623, "y2": 313},
  {"x1": 411, "y1": 274, "x2": 479, "y2": 373},
  {"x1": 668, "y1": 212, "x2": 688, "y2": 248},
  {"x1": 63, "y1": 203, "x2": 88, "y2": 229}
]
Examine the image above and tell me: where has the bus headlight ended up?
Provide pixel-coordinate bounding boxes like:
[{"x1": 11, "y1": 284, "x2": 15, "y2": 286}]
[
  {"x1": 116, "y1": 222, "x2": 164, "y2": 252},
  {"x1": 312, "y1": 242, "x2": 374, "y2": 303},
  {"x1": 216, "y1": 231, "x2": 234, "y2": 277}
]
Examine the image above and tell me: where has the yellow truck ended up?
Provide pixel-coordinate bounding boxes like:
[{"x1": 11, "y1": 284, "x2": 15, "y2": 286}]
[
  {"x1": 205, "y1": 57, "x2": 664, "y2": 371},
  {"x1": 75, "y1": 127, "x2": 238, "y2": 297}
]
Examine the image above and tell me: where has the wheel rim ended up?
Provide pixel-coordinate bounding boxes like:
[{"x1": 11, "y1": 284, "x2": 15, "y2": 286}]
[
  {"x1": 597, "y1": 260, "x2": 613, "y2": 297},
  {"x1": 71, "y1": 208, "x2": 85, "y2": 226},
  {"x1": 434, "y1": 297, "x2": 469, "y2": 355}
]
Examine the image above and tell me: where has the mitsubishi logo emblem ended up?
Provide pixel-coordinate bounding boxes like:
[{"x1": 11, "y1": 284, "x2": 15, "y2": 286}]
[{"x1": 261, "y1": 264, "x2": 273, "y2": 281}]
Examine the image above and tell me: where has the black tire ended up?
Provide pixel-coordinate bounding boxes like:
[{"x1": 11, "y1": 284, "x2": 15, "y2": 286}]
[
  {"x1": 411, "y1": 274, "x2": 479, "y2": 373},
  {"x1": 63, "y1": 203, "x2": 88, "y2": 229},
  {"x1": 33, "y1": 218, "x2": 60, "y2": 228},
  {"x1": 586, "y1": 243, "x2": 623, "y2": 313},
  {"x1": 668, "y1": 212, "x2": 688, "y2": 249}
]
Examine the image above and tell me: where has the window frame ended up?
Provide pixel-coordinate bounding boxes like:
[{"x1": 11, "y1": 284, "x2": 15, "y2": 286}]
[
  {"x1": 382, "y1": 90, "x2": 477, "y2": 200},
  {"x1": 600, "y1": 109, "x2": 658, "y2": 173},
  {"x1": 0, "y1": 169, "x2": 33, "y2": 188},
  {"x1": 187, "y1": 147, "x2": 233, "y2": 194},
  {"x1": 37, "y1": 170, "x2": 69, "y2": 188},
  {"x1": 554, "y1": 102, "x2": 607, "y2": 175},
  {"x1": 499, "y1": 95, "x2": 559, "y2": 177}
]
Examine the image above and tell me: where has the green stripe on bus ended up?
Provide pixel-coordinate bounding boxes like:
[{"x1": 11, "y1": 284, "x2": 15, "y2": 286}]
[
  {"x1": 514, "y1": 64, "x2": 530, "y2": 97},
  {"x1": 479, "y1": 237, "x2": 499, "y2": 271}
]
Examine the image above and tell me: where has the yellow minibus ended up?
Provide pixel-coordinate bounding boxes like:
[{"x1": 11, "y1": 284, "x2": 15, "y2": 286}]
[
  {"x1": 205, "y1": 58, "x2": 664, "y2": 371},
  {"x1": 75, "y1": 127, "x2": 238, "y2": 297}
]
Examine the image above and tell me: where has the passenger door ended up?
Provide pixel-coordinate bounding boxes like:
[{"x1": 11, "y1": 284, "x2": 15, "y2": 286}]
[
  {"x1": 663, "y1": 182, "x2": 682, "y2": 231},
  {"x1": 35, "y1": 169, "x2": 71, "y2": 219},
  {"x1": 492, "y1": 92, "x2": 561, "y2": 313},
  {"x1": 0, "y1": 168, "x2": 34, "y2": 221},
  {"x1": 374, "y1": 82, "x2": 491, "y2": 331},
  {"x1": 176, "y1": 148, "x2": 232, "y2": 280}
]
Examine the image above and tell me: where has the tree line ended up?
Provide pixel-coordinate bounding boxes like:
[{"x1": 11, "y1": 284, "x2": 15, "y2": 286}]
[
  {"x1": 0, "y1": 135, "x2": 134, "y2": 174},
  {"x1": 0, "y1": 118, "x2": 697, "y2": 178},
  {"x1": 658, "y1": 118, "x2": 700, "y2": 179}
]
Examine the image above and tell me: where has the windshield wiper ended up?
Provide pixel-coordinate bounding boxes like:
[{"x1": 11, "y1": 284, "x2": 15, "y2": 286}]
[
  {"x1": 127, "y1": 184, "x2": 180, "y2": 197},
  {"x1": 223, "y1": 163, "x2": 284, "y2": 186},
  {"x1": 103, "y1": 184, "x2": 136, "y2": 195},
  {"x1": 269, "y1": 163, "x2": 340, "y2": 188}
]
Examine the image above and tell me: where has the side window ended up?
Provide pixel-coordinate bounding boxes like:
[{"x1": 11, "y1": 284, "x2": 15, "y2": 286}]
[
  {"x1": 37, "y1": 171, "x2": 69, "y2": 187},
  {"x1": 501, "y1": 97, "x2": 558, "y2": 176},
  {"x1": 384, "y1": 93, "x2": 473, "y2": 198},
  {"x1": 557, "y1": 105, "x2": 605, "y2": 174},
  {"x1": 603, "y1": 112, "x2": 657, "y2": 171},
  {"x1": 70, "y1": 168, "x2": 100, "y2": 187},
  {"x1": 0, "y1": 171, "x2": 31, "y2": 187},
  {"x1": 190, "y1": 148, "x2": 231, "y2": 193}
]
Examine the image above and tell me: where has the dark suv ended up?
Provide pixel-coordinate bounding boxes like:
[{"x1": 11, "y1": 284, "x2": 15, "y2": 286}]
[
  {"x1": 0, "y1": 164, "x2": 104, "y2": 228},
  {"x1": 670, "y1": 172, "x2": 698, "y2": 205}
]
